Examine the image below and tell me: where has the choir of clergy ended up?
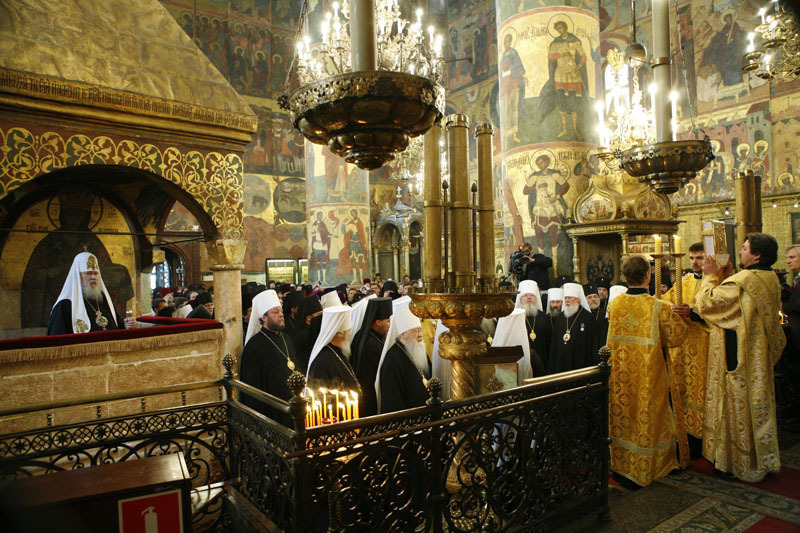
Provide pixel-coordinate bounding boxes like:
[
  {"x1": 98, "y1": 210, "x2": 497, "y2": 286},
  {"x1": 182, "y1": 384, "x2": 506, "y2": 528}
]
[{"x1": 232, "y1": 232, "x2": 785, "y2": 487}]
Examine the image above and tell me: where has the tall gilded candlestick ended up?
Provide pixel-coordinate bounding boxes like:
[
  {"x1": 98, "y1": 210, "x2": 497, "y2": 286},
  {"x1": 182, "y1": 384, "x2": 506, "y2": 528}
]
[
  {"x1": 652, "y1": 0, "x2": 673, "y2": 142},
  {"x1": 672, "y1": 252, "x2": 684, "y2": 305},
  {"x1": 446, "y1": 114, "x2": 473, "y2": 291},
  {"x1": 350, "y1": 0, "x2": 377, "y2": 71},
  {"x1": 423, "y1": 124, "x2": 443, "y2": 292},
  {"x1": 652, "y1": 253, "x2": 665, "y2": 299},
  {"x1": 475, "y1": 123, "x2": 496, "y2": 290}
]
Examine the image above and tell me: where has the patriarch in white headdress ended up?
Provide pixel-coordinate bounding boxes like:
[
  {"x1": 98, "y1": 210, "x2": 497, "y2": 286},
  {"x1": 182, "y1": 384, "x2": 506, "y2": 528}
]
[{"x1": 48, "y1": 252, "x2": 124, "y2": 335}]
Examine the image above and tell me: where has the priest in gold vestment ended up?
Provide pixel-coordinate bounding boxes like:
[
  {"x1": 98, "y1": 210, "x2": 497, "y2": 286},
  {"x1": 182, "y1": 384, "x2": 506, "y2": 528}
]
[
  {"x1": 662, "y1": 242, "x2": 710, "y2": 442},
  {"x1": 607, "y1": 256, "x2": 689, "y2": 487},
  {"x1": 694, "y1": 233, "x2": 786, "y2": 483}
]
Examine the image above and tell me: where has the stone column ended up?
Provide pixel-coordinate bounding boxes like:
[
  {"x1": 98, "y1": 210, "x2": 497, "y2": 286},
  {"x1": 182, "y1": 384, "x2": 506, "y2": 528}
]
[
  {"x1": 372, "y1": 246, "x2": 379, "y2": 278},
  {"x1": 392, "y1": 246, "x2": 400, "y2": 280},
  {"x1": 305, "y1": 144, "x2": 371, "y2": 286},
  {"x1": 206, "y1": 239, "x2": 246, "y2": 362},
  {"x1": 402, "y1": 242, "x2": 411, "y2": 280},
  {"x1": 495, "y1": 2, "x2": 601, "y2": 278}
]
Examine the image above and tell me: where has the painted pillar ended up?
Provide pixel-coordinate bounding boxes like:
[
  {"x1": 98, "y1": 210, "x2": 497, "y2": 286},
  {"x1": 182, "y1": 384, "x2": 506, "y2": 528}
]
[
  {"x1": 206, "y1": 239, "x2": 246, "y2": 362},
  {"x1": 402, "y1": 242, "x2": 411, "y2": 280},
  {"x1": 392, "y1": 246, "x2": 400, "y2": 280},
  {"x1": 495, "y1": 2, "x2": 601, "y2": 278},
  {"x1": 305, "y1": 144, "x2": 371, "y2": 286}
]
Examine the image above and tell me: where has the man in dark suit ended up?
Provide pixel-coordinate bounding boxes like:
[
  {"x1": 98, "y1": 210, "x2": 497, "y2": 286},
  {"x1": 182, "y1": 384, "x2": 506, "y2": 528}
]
[{"x1": 782, "y1": 245, "x2": 800, "y2": 353}]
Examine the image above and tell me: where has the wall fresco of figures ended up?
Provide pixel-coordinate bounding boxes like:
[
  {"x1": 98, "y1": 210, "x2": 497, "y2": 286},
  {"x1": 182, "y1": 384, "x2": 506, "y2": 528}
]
[
  {"x1": 305, "y1": 143, "x2": 371, "y2": 286},
  {"x1": 494, "y1": 5, "x2": 601, "y2": 277},
  {"x1": 599, "y1": 0, "x2": 800, "y2": 206},
  {"x1": 162, "y1": 1, "x2": 307, "y2": 268}
]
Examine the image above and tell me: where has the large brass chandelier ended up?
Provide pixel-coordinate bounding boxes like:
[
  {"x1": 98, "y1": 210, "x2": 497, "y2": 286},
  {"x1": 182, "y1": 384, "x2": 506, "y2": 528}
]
[
  {"x1": 743, "y1": 1, "x2": 800, "y2": 83},
  {"x1": 616, "y1": 0, "x2": 713, "y2": 195},
  {"x1": 280, "y1": 0, "x2": 445, "y2": 170}
]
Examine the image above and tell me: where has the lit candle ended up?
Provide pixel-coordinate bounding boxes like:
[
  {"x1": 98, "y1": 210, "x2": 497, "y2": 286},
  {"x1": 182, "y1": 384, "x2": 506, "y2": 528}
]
[
  {"x1": 351, "y1": 391, "x2": 359, "y2": 419},
  {"x1": 327, "y1": 404, "x2": 333, "y2": 423},
  {"x1": 320, "y1": 388, "x2": 327, "y2": 419},
  {"x1": 331, "y1": 389, "x2": 339, "y2": 420},
  {"x1": 759, "y1": 7, "x2": 766, "y2": 24},
  {"x1": 673, "y1": 235, "x2": 682, "y2": 254},
  {"x1": 654, "y1": 235, "x2": 662, "y2": 254},
  {"x1": 306, "y1": 405, "x2": 312, "y2": 428}
]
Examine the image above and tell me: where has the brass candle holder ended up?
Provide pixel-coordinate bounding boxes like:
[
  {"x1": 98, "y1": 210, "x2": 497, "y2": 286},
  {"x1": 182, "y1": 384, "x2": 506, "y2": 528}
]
[{"x1": 411, "y1": 114, "x2": 514, "y2": 399}]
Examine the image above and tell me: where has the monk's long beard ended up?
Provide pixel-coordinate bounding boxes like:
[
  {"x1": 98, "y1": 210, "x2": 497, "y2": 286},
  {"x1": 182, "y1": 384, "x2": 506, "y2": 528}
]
[
  {"x1": 82, "y1": 282, "x2": 102, "y2": 302},
  {"x1": 589, "y1": 302, "x2": 600, "y2": 311},
  {"x1": 548, "y1": 307, "x2": 562, "y2": 317},
  {"x1": 564, "y1": 303, "x2": 580, "y2": 318},
  {"x1": 400, "y1": 337, "x2": 429, "y2": 377},
  {"x1": 521, "y1": 303, "x2": 538, "y2": 318},
  {"x1": 339, "y1": 335, "x2": 352, "y2": 359}
]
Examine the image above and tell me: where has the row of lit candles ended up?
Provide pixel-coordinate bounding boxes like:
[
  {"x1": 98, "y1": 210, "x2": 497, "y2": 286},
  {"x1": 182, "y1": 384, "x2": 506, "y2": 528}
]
[
  {"x1": 304, "y1": 387, "x2": 359, "y2": 427},
  {"x1": 653, "y1": 234, "x2": 681, "y2": 255}
]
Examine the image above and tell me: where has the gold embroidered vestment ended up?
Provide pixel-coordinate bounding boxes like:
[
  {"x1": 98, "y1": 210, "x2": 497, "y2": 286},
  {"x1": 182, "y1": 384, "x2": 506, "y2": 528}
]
[
  {"x1": 662, "y1": 274, "x2": 710, "y2": 438},
  {"x1": 694, "y1": 269, "x2": 785, "y2": 482},
  {"x1": 607, "y1": 293, "x2": 689, "y2": 486}
]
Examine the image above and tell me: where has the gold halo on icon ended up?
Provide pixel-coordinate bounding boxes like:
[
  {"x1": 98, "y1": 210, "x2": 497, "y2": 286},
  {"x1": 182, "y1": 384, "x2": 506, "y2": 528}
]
[{"x1": 502, "y1": 26, "x2": 518, "y2": 48}]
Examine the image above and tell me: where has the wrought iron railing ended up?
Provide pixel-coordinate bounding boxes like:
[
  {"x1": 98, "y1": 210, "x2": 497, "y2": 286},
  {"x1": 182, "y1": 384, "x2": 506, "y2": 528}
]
[
  {"x1": 0, "y1": 380, "x2": 230, "y2": 532},
  {"x1": 0, "y1": 348, "x2": 611, "y2": 533},
  {"x1": 224, "y1": 348, "x2": 612, "y2": 532}
]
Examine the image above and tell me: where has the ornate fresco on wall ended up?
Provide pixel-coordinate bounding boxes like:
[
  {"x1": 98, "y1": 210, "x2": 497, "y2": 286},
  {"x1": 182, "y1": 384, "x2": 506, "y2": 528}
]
[
  {"x1": 0, "y1": 189, "x2": 135, "y2": 330},
  {"x1": 0, "y1": 125, "x2": 243, "y2": 239},
  {"x1": 601, "y1": 0, "x2": 800, "y2": 206},
  {"x1": 305, "y1": 144, "x2": 370, "y2": 285},
  {"x1": 497, "y1": 8, "x2": 601, "y2": 150},
  {"x1": 240, "y1": 173, "x2": 306, "y2": 272}
]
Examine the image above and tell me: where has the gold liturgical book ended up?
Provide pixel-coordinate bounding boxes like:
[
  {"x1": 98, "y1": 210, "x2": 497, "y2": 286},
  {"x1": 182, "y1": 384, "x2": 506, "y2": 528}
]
[{"x1": 702, "y1": 220, "x2": 729, "y2": 266}]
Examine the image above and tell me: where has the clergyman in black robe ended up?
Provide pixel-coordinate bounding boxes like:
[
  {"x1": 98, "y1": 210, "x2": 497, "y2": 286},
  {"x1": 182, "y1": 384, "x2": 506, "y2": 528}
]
[
  {"x1": 282, "y1": 289, "x2": 305, "y2": 337},
  {"x1": 350, "y1": 297, "x2": 392, "y2": 417},
  {"x1": 307, "y1": 306, "x2": 360, "y2": 394},
  {"x1": 240, "y1": 289, "x2": 302, "y2": 428},
  {"x1": 584, "y1": 282, "x2": 609, "y2": 346},
  {"x1": 292, "y1": 295, "x2": 323, "y2": 374},
  {"x1": 377, "y1": 306, "x2": 429, "y2": 415},
  {"x1": 378, "y1": 343, "x2": 429, "y2": 414},
  {"x1": 548, "y1": 283, "x2": 599, "y2": 374},
  {"x1": 548, "y1": 304, "x2": 599, "y2": 374}
]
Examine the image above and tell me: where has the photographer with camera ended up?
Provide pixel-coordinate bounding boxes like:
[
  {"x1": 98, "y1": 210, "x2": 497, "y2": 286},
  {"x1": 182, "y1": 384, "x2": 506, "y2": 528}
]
[{"x1": 509, "y1": 242, "x2": 553, "y2": 292}]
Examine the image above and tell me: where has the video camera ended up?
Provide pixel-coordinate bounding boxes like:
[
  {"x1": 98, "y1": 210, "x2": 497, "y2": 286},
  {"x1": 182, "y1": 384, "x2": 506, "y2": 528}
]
[{"x1": 510, "y1": 247, "x2": 532, "y2": 278}]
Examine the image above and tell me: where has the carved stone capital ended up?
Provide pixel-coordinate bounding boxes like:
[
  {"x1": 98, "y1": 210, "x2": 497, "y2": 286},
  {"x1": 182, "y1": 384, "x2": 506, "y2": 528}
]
[{"x1": 206, "y1": 239, "x2": 247, "y2": 269}]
